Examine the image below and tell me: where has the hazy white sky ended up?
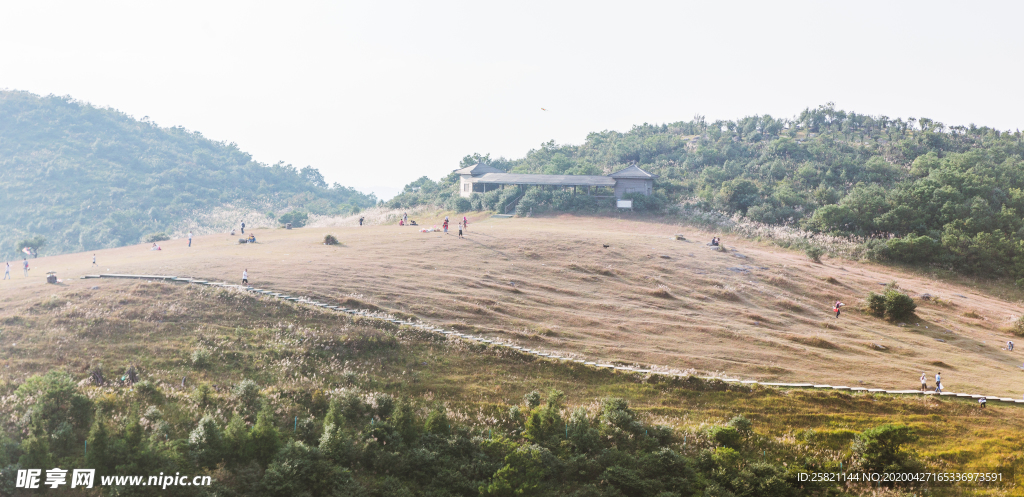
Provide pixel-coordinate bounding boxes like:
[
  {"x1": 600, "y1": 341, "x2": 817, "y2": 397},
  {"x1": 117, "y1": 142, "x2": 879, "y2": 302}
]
[{"x1": 1, "y1": 1, "x2": 1021, "y2": 199}]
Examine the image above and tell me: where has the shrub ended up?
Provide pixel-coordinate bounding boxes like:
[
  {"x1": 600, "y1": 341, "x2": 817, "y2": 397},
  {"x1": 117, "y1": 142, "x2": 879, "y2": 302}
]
[
  {"x1": 193, "y1": 383, "x2": 214, "y2": 407},
  {"x1": 866, "y1": 292, "x2": 886, "y2": 317},
  {"x1": 708, "y1": 425, "x2": 742, "y2": 449},
  {"x1": 233, "y1": 379, "x2": 261, "y2": 421},
  {"x1": 727, "y1": 415, "x2": 752, "y2": 434},
  {"x1": 323, "y1": 234, "x2": 339, "y2": 245},
  {"x1": 143, "y1": 232, "x2": 170, "y2": 243},
  {"x1": 191, "y1": 348, "x2": 211, "y2": 368},
  {"x1": 523, "y1": 391, "x2": 541, "y2": 409},
  {"x1": 1012, "y1": 316, "x2": 1024, "y2": 338},
  {"x1": 446, "y1": 196, "x2": 472, "y2": 213},
  {"x1": 278, "y1": 211, "x2": 308, "y2": 228},
  {"x1": 855, "y1": 424, "x2": 921, "y2": 474},
  {"x1": 424, "y1": 406, "x2": 451, "y2": 437},
  {"x1": 883, "y1": 289, "x2": 916, "y2": 320},
  {"x1": 805, "y1": 246, "x2": 824, "y2": 263}
]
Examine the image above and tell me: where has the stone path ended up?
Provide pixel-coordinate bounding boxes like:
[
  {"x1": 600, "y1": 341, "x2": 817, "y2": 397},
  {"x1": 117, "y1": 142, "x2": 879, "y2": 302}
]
[{"x1": 82, "y1": 274, "x2": 1024, "y2": 406}]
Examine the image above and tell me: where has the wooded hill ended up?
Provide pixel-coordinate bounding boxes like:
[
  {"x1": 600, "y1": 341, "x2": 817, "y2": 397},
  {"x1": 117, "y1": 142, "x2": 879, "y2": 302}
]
[
  {"x1": 0, "y1": 91, "x2": 376, "y2": 257},
  {"x1": 388, "y1": 103, "x2": 1024, "y2": 282}
]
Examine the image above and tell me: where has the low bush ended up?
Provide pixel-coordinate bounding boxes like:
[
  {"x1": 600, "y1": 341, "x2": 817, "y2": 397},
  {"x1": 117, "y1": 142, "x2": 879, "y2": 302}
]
[
  {"x1": 805, "y1": 246, "x2": 824, "y2": 263},
  {"x1": 278, "y1": 211, "x2": 308, "y2": 228},
  {"x1": 323, "y1": 234, "x2": 339, "y2": 245},
  {"x1": 143, "y1": 232, "x2": 170, "y2": 243}
]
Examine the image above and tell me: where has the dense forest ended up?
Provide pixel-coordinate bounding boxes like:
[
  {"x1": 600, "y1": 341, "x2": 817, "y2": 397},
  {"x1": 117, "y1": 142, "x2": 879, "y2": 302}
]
[
  {"x1": 0, "y1": 91, "x2": 376, "y2": 257},
  {"x1": 388, "y1": 104, "x2": 1024, "y2": 282}
]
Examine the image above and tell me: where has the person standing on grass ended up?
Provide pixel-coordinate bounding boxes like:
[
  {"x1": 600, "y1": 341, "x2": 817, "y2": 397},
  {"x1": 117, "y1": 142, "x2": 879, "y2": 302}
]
[
  {"x1": 3, "y1": 262, "x2": 9, "y2": 280},
  {"x1": 188, "y1": 231, "x2": 193, "y2": 247},
  {"x1": 833, "y1": 301, "x2": 845, "y2": 318},
  {"x1": 22, "y1": 258, "x2": 29, "y2": 277},
  {"x1": 920, "y1": 372, "x2": 927, "y2": 391},
  {"x1": 92, "y1": 254, "x2": 96, "y2": 266},
  {"x1": 463, "y1": 216, "x2": 468, "y2": 232},
  {"x1": 242, "y1": 269, "x2": 248, "y2": 285},
  {"x1": 458, "y1": 221, "x2": 463, "y2": 239},
  {"x1": 241, "y1": 221, "x2": 245, "y2": 234},
  {"x1": 403, "y1": 212, "x2": 408, "y2": 225},
  {"x1": 979, "y1": 397, "x2": 986, "y2": 408},
  {"x1": 1008, "y1": 341, "x2": 1014, "y2": 352},
  {"x1": 359, "y1": 216, "x2": 364, "y2": 226},
  {"x1": 443, "y1": 219, "x2": 449, "y2": 234},
  {"x1": 935, "y1": 372, "x2": 942, "y2": 393}
]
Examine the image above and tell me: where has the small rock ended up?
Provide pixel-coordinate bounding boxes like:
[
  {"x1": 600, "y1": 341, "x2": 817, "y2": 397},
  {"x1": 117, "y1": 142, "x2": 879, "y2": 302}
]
[
  {"x1": 90, "y1": 286, "x2": 100, "y2": 290},
  {"x1": 660, "y1": 255, "x2": 671, "y2": 259},
  {"x1": 935, "y1": 339, "x2": 946, "y2": 343}
]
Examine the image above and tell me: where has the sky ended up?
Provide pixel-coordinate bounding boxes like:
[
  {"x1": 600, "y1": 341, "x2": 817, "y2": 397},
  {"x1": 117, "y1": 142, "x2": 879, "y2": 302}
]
[{"x1": 1, "y1": 1, "x2": 1022, "y2": 200}]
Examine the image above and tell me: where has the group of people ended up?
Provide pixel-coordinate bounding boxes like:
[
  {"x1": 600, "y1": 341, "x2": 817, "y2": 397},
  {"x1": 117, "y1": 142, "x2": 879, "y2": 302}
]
[
  {"x1": 398, "y1": 212, "x2": 419, "y2": 226},
  {"x1": 920, "y1": 372, "x2": 943, "y2": 392},
  {"x1": 441, "y1": 216, "x2": 468, "y2": 238},
  {"x1": 710, "y1": 237, "x2": 720, "y2": 246}
]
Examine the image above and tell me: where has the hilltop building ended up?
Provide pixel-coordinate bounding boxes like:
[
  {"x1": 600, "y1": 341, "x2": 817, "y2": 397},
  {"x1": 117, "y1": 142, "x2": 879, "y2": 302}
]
[{"x1": 456, "y1": 163, "x2": 654, "y2": 199}]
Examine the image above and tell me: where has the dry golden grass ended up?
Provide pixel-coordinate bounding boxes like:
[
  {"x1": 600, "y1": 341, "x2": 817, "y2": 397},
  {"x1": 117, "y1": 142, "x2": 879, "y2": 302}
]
[{"x1": 5, "y1": 213, "x2": 1024, "y2": 398}]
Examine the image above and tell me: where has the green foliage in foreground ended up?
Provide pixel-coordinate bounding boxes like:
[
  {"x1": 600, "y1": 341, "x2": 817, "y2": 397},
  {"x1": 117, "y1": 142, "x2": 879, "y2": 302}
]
[
  {"x1": 0, "y1": 91, "x2": 376, "y2": 257},
  {"x1": 388, "y1": 104, "x2": 1024, "y2": 282},
  {"x1": 0, "y1": 369, "x2": 918, "y2": 497}
]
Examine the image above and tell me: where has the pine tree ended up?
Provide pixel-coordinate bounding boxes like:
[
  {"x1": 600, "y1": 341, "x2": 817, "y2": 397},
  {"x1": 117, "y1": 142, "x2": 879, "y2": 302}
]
[
  {"x1": 249, "y1": 407, "x2": 281, "y2": 467},
  {"x1": 85, "y1": 410, "x2": 113, "y2": 476},
  {"x1": 19, "y1": 411, "x2": 52, "y2": 470}
]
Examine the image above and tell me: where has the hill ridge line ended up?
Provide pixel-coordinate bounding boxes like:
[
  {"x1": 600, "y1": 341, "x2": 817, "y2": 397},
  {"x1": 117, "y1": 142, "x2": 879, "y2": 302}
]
[{"x1": 82, "y1": 273, "x2": 1024, "y2": 406}]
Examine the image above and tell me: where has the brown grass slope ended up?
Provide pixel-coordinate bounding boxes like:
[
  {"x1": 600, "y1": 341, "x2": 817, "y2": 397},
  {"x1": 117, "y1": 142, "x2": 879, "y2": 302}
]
[{"x1": 3, "y1": 213, "x2": 1024, "y2": 397}]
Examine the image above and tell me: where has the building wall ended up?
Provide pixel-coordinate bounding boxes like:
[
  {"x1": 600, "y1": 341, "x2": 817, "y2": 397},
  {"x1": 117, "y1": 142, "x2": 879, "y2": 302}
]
[
  {"x1": 614, "y1": 178, "x2": 653, "y2": 199},
  {"x1": 459, "y1": 175, "x2": 473, "y2": 198}
]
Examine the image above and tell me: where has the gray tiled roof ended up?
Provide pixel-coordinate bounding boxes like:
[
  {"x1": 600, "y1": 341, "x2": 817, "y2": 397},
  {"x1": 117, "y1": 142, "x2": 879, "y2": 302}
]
[
  {"x1": 608, "y1": 165, "x2": 655, "y2": 179},
  {"x1": 454, "y1": 163, "x2": 505, "y2": 176},
  {"x1": 466, "y1": 173, "x2": 616, "y2": 187}
]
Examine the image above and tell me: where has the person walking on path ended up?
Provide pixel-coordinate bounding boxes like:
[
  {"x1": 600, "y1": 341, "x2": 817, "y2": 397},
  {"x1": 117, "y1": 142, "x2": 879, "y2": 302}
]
[
  {"x1": 458, "y1": 222, "x2": 464, "y2": 239},
  {"x1": 934, "y1": 372, "x2": 942, "y2": 393},
  {"x1": 3, "y1": 262, "x2": 9, "y2": 280},
  {"x1": 833, "y1": 301, "x2": 845, "y2": 318},
  {"x1": 1008, "y1": 341, "x2": 1014, "y2": 352},
  {"x1": 241, "y1": 221, "x2": 245, "y2": 234},
  {"x1": 22, "y1": 258, "x2": 29, "y2": 277},
  {"x1": 920, "y1": 372, "x2": 927, "y2": 391},
  {"x1": 242, "y1": 269, "x2": 248, "y2": 285},
  {"x1": 188, "y1": 232, "x2": 193, "y2": 247}
]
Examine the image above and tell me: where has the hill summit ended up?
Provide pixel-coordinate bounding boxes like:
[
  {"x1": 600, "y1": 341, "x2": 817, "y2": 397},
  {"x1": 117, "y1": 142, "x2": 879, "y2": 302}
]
[{"x1": 0, "y1": 90, "x2": 375, "y2": 257}]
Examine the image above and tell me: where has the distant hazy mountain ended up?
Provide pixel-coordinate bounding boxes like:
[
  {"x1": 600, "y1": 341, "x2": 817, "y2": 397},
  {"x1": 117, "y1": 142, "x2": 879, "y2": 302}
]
[{"x1": 0, "y1": 91, "x2": 375, "y2": 257}]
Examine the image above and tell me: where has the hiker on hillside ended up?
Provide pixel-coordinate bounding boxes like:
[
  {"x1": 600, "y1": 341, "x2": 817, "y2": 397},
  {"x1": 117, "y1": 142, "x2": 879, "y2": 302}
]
[
  {"x1": 920, "y1": 372, "x2": 927, "y2": 391},
  {"x1": 934, "y1": 372, "x2": 942, "y2": 392},
  {"x1": 833, "y1": 301, "x2": 845, "y2": 318},
  {"x1": 3, "y1": 262, "x2": 9, "y2": 280},
  {"x1": 188, "y1": 231, "x2": 193, "y2": 247},
  {"x1": 242, "y1": 269, "x2": 248, "y2": 285},
  {"x1": 979, "y1": 397, "x2": 987, "y2": 408},
  {"x1": 22, "y1": 258, "x2": 29, "y2": 276},
  {"x1": 241, "y1": 221, "x2": 245, "y2": 234},
  {"x1": 359, "y1": 216, "x2": 365, "y2": 226}
]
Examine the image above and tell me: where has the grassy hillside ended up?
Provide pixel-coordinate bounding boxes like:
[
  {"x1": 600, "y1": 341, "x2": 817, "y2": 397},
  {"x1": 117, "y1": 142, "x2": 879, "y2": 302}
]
[
  {"x1": 0, "y1": 91, "x2": 376, "y2": 258},
  {"x1": 0, "y1": 278, "x2": 1021, "y2": 496},
  {"x1": 17, "y1": 214, "x2": 1022, "y2": 398},
  {"x1": 387, "y1": 104, "x2": 1024, "y2": 283}
]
